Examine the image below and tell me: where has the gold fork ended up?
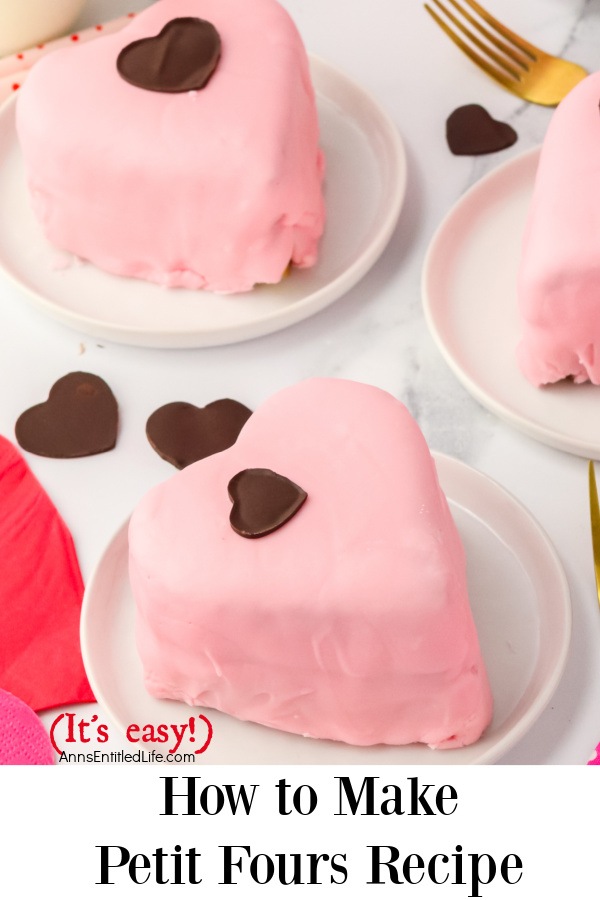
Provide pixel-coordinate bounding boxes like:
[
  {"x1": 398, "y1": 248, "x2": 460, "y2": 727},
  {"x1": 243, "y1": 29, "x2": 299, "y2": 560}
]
[
  {"x1": 424, "y1": 0, "x2": 587, "y2": 106},
  {"x1": 589, "y1": 461, "x2": 600, "y2": 610}
]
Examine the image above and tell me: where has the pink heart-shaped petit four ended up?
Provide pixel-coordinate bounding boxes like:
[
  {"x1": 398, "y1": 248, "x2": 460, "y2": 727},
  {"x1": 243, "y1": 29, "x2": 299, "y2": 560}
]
[
  {"x1": 129, "y1": 379, "x2": 492, "y2": 749},
  {"x1": 518, "y1": 71, "x2": 600, "y2": 385},
  {"x1": 16, "y1": 0, "x2": 325, "y2": 293}
]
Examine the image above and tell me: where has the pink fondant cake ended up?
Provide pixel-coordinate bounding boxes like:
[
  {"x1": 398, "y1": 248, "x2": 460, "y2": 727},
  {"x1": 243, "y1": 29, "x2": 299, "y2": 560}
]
[
  {"x1": 517, "y1": 72, "x2": 600, "y2": 385},
  {"x1": 128, "y1": 379, "x2": 492, "y2": 749},
  {"x1": 16, "y1": 0, "x2": 325, "y2": 293}
]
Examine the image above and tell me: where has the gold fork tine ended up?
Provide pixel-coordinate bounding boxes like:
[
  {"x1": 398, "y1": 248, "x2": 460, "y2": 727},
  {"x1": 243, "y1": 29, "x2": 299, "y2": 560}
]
[
  {"x1": 444, "y1": 0, "x2": 531, "y2": 68},
  {"x1": 424, "y1": 0, "x2": 587, "y2": 106},
  {"x1": 424, "y1": 3, "x2": 516, "y2": 91},
  {"x1": 428, "y1": 0, "x2": 523, "y2": 81},
  {"x1": 460, "y1": 0, "x2": 539, "y2": 60},
  {"x1": 589, "y1": 461, "x2": 600, "y2": 610}
]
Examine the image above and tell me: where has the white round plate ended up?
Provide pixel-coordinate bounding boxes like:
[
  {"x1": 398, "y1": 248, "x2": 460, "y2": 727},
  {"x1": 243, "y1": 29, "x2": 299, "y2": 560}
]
[
  {"x1": 423, "y1": 147, "x2": 600, "y2": 459},
  {"x1": 81, "y1": 453, "x2": 571, "y2": 764},
  {"x1": 0, "y1": 56, "x2": 405, "y2": 348}
]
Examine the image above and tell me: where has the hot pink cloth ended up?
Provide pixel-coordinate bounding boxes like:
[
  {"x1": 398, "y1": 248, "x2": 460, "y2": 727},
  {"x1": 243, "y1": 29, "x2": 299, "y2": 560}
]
[
  {"x1": 0, "y1": 689, "x2": 54, "y2": 764},
  {"x1": 0, "y1": 435, "x2": 94, "y2": 710}
]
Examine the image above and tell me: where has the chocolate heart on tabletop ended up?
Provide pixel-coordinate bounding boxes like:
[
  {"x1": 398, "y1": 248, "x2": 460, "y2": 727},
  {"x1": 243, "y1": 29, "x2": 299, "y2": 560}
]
[
  {"x1": 0, "y1": 436, "x2": 94, "y2": 711},
  {"x1": 15, "y1": 371, "x2": 118, "y2": 459},
  {"x1": 146, "y1": 399, "x2": 252, "y2": 469},
  {"x1": 446, "y1": 104, "x2": 517, "y2": 155}
]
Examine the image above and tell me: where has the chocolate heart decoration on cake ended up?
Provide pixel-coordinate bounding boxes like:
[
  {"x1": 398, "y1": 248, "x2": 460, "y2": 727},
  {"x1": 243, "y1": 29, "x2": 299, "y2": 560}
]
[
  {"x1": 117, "y1": 17, "x2": 221, "y2": 92},
  {"x1": 446, "y1": 104, "x2": 517, "y2": 155},
  {"x1": 0, "y1": 436, "x2": 95, "y2": 711},
  {"x1": 15, "y1": 372, "x2": 118, "y2": 458},
  {"x1": 228, "y1": 468, "x2": 308, "y2": 538},
  {"x1": 146, "y1": 399, "x2": 252, "y2": 469}
]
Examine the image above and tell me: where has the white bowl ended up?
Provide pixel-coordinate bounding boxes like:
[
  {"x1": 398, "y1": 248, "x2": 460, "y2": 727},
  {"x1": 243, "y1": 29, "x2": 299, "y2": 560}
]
[{"x1": 0, "y1": 0, "x2": 86, "y2": 56}]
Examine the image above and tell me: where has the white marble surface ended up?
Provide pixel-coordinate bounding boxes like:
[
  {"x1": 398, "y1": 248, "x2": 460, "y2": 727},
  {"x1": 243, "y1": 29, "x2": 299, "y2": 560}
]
[{"x1": 3, "y1": 0, "x2": 600, "y2": 763}]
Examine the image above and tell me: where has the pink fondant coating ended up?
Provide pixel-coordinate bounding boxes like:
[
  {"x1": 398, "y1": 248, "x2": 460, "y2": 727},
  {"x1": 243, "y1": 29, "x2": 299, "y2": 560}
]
[
  {"x1": 518, "y1": 72, "x2": 600, "y2": 385},
  {"x1": 16, "y1": 0, "x2": 325, "y2": 293},
  {"x1": 129, "y1": 379, "x2": 492, "y2": 749}
]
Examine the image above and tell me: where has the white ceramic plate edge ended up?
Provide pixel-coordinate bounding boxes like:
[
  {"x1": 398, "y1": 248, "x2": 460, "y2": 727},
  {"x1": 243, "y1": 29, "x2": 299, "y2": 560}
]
[{"x1": 421, "y1": 148, "x2": 536, "y2": 427}]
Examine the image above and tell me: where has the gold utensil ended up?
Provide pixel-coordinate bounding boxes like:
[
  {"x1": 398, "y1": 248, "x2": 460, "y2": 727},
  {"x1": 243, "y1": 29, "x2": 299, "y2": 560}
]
[
  {"x1": 424, "y1": 0, "x2": 587, "y2": 106},
  {"x1": 589, "y1": 461, "x2": 600, "y2": 609}
]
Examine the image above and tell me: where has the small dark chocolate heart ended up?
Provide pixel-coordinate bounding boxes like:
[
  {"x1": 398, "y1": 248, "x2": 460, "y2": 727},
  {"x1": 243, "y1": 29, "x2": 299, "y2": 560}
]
[
  {"x1": 446, "y1": 104, "x2": 517, "y2": 155},
  {"x1": 117, "y1": 17, "x2": 221, "y2": 93},
  {"x1": 15, "y1": 372, "x2": 118, "y2": 458},
  {"x1": 228, "y1": 468, "x2": 308, "y2": 538},
  {"x1": 146, "y1": 399, "x2": 252, "y2": 469}
]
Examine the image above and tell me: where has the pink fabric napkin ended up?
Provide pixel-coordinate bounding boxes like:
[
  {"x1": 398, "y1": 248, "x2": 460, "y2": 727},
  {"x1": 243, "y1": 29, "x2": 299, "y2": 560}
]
[
  {"x1": 0, "y1": 435, "x2": 95, "y2": 710},
  {"x1": 588, "y1": 743, "x2": 600, "y2": 765},
  {"x1": 0, "y1": 689, "x2": 54, "y2": 764}
]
